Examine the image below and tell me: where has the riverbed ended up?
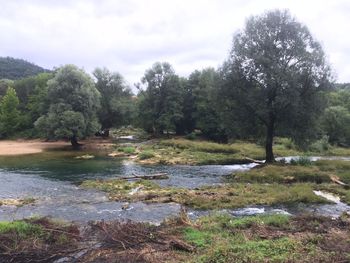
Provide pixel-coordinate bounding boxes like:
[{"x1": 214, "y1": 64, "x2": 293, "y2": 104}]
[{"x1": 0, "y1": 150, "x2": 349, "y2": 223}]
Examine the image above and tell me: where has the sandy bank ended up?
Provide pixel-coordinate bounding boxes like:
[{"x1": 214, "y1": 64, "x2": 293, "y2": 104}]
[{"x1": 0, "y1": 138, "x2": 114, "y2": 155}]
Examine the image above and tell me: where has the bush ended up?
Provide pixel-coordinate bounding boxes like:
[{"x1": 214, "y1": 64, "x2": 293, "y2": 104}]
[
  {"x1": 138, "y1": 151, "x2": 155, "y2": 160},
  {"x1": 117, "y1": 146, "x2": 136, "y2": 154},
  {"x1": 290, "y1": 157, "x2": 312, "y2": 166},
  {"x1": 309, "y1": 136, "x2": 330, "y2": 153},
  {"x1": 184, "y1": 132, "x2": 197, "y2": 140}
]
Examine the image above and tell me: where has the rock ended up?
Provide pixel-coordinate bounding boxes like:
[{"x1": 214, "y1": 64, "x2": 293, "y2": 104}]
[
  {"x1": 75, "y1": 154, "x2": 95, "y2": 159},
  {"x1": 122, "y1": 202, "x2": 130, "y2": 210},
  {"x1": 108, "y1": 152, "x2": 126, "y2": 157}
]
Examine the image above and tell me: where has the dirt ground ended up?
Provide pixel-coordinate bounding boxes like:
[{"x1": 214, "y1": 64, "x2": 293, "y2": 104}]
[{"x1": 0, "y1": 138, "x2": 114, "y2": 155}]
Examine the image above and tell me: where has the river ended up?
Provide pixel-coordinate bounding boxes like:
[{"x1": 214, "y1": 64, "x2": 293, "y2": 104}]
[{"x1": 0, "y1": 150, "x2": 349, "y2": 223}]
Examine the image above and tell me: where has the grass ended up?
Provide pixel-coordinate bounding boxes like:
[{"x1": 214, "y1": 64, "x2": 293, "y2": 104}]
[
  {"x1": 136, "y1": 137, "x2": 336, "y2": 165},
  {"x1": 182, "y1": 213, "x2": 349, "y2": 263},
  {"x1": 137, "y1": 139, "x2": 266, "y2": 165},
  {"x1": 159, "y1": 139, "x2": 239, "y2": 154},
  {"x1": 231, "y1": 164, "x2": 331, "y2": 184},
  {"x1": 138, "y1": 150, "x2": 155, "y2": 160},
  {"x1": 117, "y1": 146, "x2": 136, "y2": 154},
  {"x1": 0, "y1": 197, "x2": 35, "y2": 207},
  {"x1": 0, "y1": 218, "x2": 80, "y2": 262},
  {"x1": 81, "y1": 179, "x2": 328, "y2": 209},
  {"x1": 0, "y1": 221, "x2": 43, "y2": 238}
]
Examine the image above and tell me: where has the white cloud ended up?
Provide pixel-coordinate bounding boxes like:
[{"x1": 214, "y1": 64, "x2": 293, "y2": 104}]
[{"x1": 0, "y1": 0, "x2": 350, "y2": 87}]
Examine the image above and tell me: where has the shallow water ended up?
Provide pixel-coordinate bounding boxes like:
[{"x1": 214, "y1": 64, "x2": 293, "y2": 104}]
[
  {"x1": 0, "y1": 151, "x2": 349, "y2": 222},
  {"x1": 0, "y1": 150, "x2": 258, "y2": 222}
]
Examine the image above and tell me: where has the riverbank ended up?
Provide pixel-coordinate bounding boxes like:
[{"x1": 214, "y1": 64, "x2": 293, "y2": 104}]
[
  {"x1": 1, "y1": 213, "x2": 350, "y2": 262},
  {"x1": 111, "y1": 137, "x2": 350, "y2": 165},
  {"x1": 0, "y1": 138, "x2": 114, "y2": 156}
]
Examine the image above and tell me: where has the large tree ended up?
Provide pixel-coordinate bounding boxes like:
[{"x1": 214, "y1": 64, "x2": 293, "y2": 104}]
[
  {"x1": 35, "y1": 65, "x2": 100, "y2": 147},
  {"x1": 0, "y1": 87, "x2": 20, "y2": 137},
  {"x1": 137, "y1": 62, "x2": 184, "y2": 135},
  {"x1": 221, "y1": 10, "x2": 332, "y2": 162},
  {"x1": 93, "y1": 68, "x2": 134, "y2": 132},
  {"x1": 186, "y1": 68, "x2": 227, "y2": 141}
]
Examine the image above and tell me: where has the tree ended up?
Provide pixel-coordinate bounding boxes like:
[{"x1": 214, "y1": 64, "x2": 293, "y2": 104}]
[
  {"x1": 93, "y1": 68, "x2": 134, "y2": 132},
  {"x1": 321, "y1": 106, "x2": 350, "y2": 145},
  {"x1": 35, "y1": 65, "x2": 100, "y2": 147},
  {"x1": 221, "y1": 10, "x2": 332, "y2": 162},
  {"x1": 0, "y1": 87, "x2": 20, "y2": 137},
  {"x1": 137, "y1": 62, "x2": 184, "y2": 135},
  {"x1": 186, "y1": 68, "x2": 227, "y2": 141}
]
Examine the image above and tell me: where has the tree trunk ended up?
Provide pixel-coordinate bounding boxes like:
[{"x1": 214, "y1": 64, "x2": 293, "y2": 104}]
[
  {"x1": 265, "y1": 120, "x2": 275, "y2": 163},
  {"x1": 70, "y1": 134, "x2": 81, "y2": 148}
]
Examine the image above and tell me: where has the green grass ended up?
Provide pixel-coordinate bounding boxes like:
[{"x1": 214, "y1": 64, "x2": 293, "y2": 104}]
[
  {"x1": 224, "y1": 214, "x2": 290, "y2": 229},
  {"x1": 138, "y1": 150, "x2": 155, "y2": 160},
  {"x1": 117, "y1": 146, "x2": 136, "y2": 154},
  {"x1": 231, "y1": 164, "x2": 331, "y2": 184},
  {"x1": 81, "y1": 178, "x2": 328, "y2": 209},
  {"x1": 137, "y1": 137, "x2": 342, "y2": 165},
  {"x1": 0, "y1": 221, "x2": 43, "y2": 238},
  {"x1": 183, "y1": 227, "x2": 212, "y2": 247},
  {"x1": 182, "y1": 214, "x2": 341, "y2": 263},
  {"x1": 159, "y1": 139, "x2": 239, "y2": 154}
]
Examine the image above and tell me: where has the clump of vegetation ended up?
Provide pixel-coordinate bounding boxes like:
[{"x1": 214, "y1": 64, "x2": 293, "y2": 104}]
[
  {"x1": 117, "y1": 146, "x2": 136, "y2": 154},
  {"x1": 81, "y1": 178, "x2": 328, "y2": 209},
  {"x1": 309, "y1": 136, "x2": 331, "y2": 153},
  {"x1": 182, "y1": 214, "x2": 350, "y2": 263},
  {"x1": 160, "y1": 139, "x2": 239, "y2": 154},
  {"x1": 231, "y1": 164, "x2": 330, "y2": 184},
  {"x1": 290, "y1": 156, "x2": 312, "y2": 166},
  {"x1": 0, "y1": 217, "x2": 80, "y2": 262},
  {"x1": 138, "y1": 150, "x2": 155, "y2": 160},
  {"x1": 0, "y1": 197, "x2": 35, "y2": 207}
]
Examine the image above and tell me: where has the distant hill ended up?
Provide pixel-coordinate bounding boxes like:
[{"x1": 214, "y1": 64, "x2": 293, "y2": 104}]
[
  {"x1": 0, "y1": 57, "x2": 50, "y2": 80},
  {"x1": 335, "y1": 83, "x2": 350, "y2": 90}
]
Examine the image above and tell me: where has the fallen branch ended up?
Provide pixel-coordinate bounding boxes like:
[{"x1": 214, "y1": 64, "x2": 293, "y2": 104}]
[
  {"x1": 119, "y1": 173, "x2": 169, "y2": 180},
  {"x1": 330, "y1": 175, "x2": 349, "y2": 187},
  {"x1": 244, "y1": 157, "x2": 265, "y2": 164}
]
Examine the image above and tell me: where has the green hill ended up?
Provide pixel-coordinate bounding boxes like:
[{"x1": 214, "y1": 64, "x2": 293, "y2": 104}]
[{"x1": 0, "y1": 57, "x2": 50, "y2": 80}]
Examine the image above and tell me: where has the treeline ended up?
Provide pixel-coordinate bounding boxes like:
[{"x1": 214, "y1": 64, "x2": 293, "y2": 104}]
[
  {"x1": 0, "y1": 10, "x2": 349, "y2": 160},
  {"x1": 0, "y1": 57, "x2": 49, "y2": 80},
  {"x1": 0, "y1": 62, "x2": 348, "y2": 145}
]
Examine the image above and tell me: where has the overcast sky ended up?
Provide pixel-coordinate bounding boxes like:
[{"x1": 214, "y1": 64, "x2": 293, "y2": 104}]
[{"x1": 1, "y1": 0, "x2": 350, "y2": 86}]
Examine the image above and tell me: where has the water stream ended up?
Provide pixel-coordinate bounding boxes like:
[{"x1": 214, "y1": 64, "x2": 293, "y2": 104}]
[{"x1": 0, "y1": 151, "x2": 349, "y2": 223}]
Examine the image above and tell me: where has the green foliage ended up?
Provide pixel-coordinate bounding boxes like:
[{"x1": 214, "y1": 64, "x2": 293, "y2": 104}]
[
  {"x1": 117, "y1": 146, "x2": 136, "y2": 154},
  {"x1": 321, "y1": 106, "x2": 350, "y2": 145},
  {"x1": 183, "y1": 227, "x2": 212, "y2": 247},
  {"x1": 138, "y1": 150, "x2": 155, "y2": 160},
  {"x1": 0, "y1": 87, "x2": 20, "y2": 137},
  {"x1": 186, "y1": 68, "x2": 226, "y2": 141},
  {"x1": 35, "y1": 65, "x2": 100, "y2": 143},
  {"x1": 220, "y1": 9, "x2": 332, "y2": 161},
  {"x1": 183, "y1": 214, "x2": 341, "y2": 263},
  {"x1": 232, "y1": 165, "x2": 331, "y2": 184},
  {"x1": 290, "y1": 157, "x2": 312, "y2": 166},
  {"x1": 0, "y1": 57, "x2": 49, "y2": 80},
  {"x1": 137, "y1": 62, "x2": 184, "y2": 135},
  {"x1": 93, "y1": 68, "x2": 135, "y2": 129},
  {"x1": 223, "y1": 214, "x2": 290, "y2": 229},
  {"x1": 0, "y1": 221, "x2": 43, "y2": 238},
  {"x1": 160, "y1": 139, "x2": 238, "y2": 154},
  {"x1": 309, "y1": 135, "x2": 331, "y2": 152}
]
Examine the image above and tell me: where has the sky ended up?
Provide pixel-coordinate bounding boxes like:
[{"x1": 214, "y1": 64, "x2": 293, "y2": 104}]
[{"x1": 1, "y1": 0, "x2": 350, "y2": 87}]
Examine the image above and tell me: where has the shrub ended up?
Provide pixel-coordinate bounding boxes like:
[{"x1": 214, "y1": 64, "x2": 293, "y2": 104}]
[
  {"x1": 290, "y1": 157, "x2": 312, "y2": 166},
  {"x1": 309, "y1": 136, "x2": 330, "y2": 153},
  {"x1": 117, "y1": 146, "x2": 136, "y2": 154},
  {"x1": 138, "y1": 151, "x2": 155, "y2": 160}
]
